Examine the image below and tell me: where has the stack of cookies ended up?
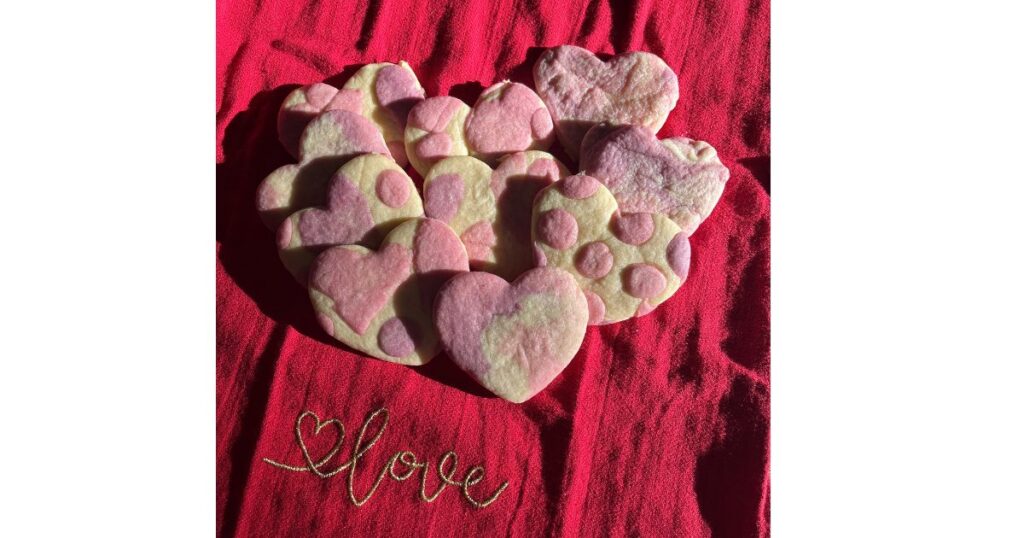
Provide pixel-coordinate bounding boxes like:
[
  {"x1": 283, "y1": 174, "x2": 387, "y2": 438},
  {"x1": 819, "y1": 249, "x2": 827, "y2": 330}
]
[{"x1": 256, "y1": 46, "x2": 730, "y2": 403}]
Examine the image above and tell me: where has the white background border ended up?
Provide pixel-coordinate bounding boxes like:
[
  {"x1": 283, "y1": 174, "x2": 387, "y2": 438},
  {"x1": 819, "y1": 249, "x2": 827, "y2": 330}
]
[
  {"x1": 0, "y1": 0, "x2": 213, "y2": 535},
  {"x1": 774, "y1": 0, "x2": 1024, "y2": 534}
]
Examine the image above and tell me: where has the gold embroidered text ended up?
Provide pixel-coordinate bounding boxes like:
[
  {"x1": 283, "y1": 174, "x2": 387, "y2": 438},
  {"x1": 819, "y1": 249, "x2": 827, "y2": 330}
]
[{"x1": 263, "y1": 408, "x2": 509, "y2": 508}]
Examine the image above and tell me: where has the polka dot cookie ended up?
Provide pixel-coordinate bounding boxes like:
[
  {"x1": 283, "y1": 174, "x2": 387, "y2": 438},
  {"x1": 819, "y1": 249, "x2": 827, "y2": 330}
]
[
  {"x1": 464, "y1": 81, "x2": 554, "y2": 164},
  {"x1": 310, "y1": 217, "x2": 469, "y2": 365},
  {"x1": 404, "y1": 96, "x2": 472, "y2": 177},
  {"x1": 435, "y1": 267, "x2": 588, "y2": 403},
  {"x1": 423, "y1": 151, "x2": 568, "y2": 279},
  {"x1": 277, "y1": 154, "x2": 423, "y2": 284},
  {"x1": 532, "y1": 174, "x2": 690, "y2": 325},
  {"x1": 257, "y1": 110, "x2": 392, "y2": 230},
  {"x1": 340, "y1": 61, "x2": 426, "y2": 166},
  {"x1": 405, "y1": 83, "x2": 555, "y2": 175},
  {"x1": 579, "y1": 124, "x2": 730, "y2": 235},
  {"x1": 277, "y1": 62, "x2": 425, "y2": 164},
  {"x1": 256, "y1": 46, "x2": 730, "y2": 403},
  {"x1": 533, "y1": 45, "x2": 679, "y2": 161}
]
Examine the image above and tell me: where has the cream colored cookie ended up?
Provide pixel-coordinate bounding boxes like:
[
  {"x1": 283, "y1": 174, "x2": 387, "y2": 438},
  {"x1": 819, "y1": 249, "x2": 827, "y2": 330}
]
[
  {"x1": 256, "y1": 158, "x2": 342, "y2": 229},
  {"x1": 463, "y1": 81, "x2": 554, "y2": 165},
  {"x1": 404, "y1": 96, "x2": 472, "y2": 176},
  {"x1": 423, "y1": 151, "x2": 568, "y2": 279},
  {"x1": 277, "y1": 154, "x2": 423, "y2": 284},
  {"x1": 277, "y1": 83, "x2": 364, "y2": 159},
  {"x1": 309, "y1": 218, "x2": 468, "y2": 365},
  {"x1": 533, "y1": 45, "x2": 679, "y2": 161},
  {"x1": 434, "y1": 267, "x2": 588, "y2": 403},
  {"x1": 341, "y1": 61, "x2": 426, "y2": 166},
  {"x1": 258, "y1": 110, "x2": 393, "y2": 230},
  {"x1": 532, "y1": 175, "x2": 690, "y2": 324},
  {"x1": 579, "y1": 124, "x2": 730, "y2": 235}
]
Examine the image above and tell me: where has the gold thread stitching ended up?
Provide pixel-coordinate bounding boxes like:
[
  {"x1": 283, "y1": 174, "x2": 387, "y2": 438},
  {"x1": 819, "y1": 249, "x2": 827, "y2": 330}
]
[
  {"x1": 261, "y1": 407, "x2": 511, "y2": 509},
  {"x1": 462, "y1": 466, "x2": 509, "y2": 508},
  {"x1": 263, "y1": 410, "x2": 345, "y2": 473},
  {"x1": 389, "y1": 450, "x2": 422, "y2": 481}
]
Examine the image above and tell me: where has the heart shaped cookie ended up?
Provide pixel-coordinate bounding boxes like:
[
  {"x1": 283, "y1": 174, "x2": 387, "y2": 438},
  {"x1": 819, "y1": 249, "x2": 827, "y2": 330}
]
[
  {"x1": 533, "y1": 45, "x2": 679, "y2": 161},
  {"x1": 295, "y1": 411, "x2": 345, "y2": 474},
  {"x1": 405, "y1": 83, "x2": 555, "y2": 176},
  {"x1": 299, "y1": 109, "x2": 394, "y2": 163},
  {"x1": 422, "y1": 151, "x2": 568, "y2": 279},
  {"x1": 579, "y1": 124, "x2": 730, "y2": 235},
  {"x1": 277, "y1": 83, "x2": 364, "y2": 160},
  {"x1": 434, "y1": 267, "x2": 588, "y2": 403},
  {"x1": 310, "y1": 217, "x2": 468, "y2": 365},
  {"x1": 257, "y1": 110, "x2": 392, "y2": 230},
  {"x1": 339, "y1": 61, "x2": 425, "y2": 166},
  {"x1": 404, "y1": 96, "x2": 472, "y2": 176},
  {"x1": 532, "y1": 175, "x2": 690, "y2": 325},
  {"x1": 277, "y1": 154, "x2": 423, "y2": 284},
  {"x1": 277, "y1": 61, "x2": 424, "y2": 164},
  {"x1": 464, "y1": 81, "x2": 554, "y2": 164}
]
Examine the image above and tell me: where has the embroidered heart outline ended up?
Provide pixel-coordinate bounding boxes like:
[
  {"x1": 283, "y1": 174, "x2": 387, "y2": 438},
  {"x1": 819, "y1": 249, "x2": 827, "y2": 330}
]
[{"x1": 295, "y1": 410, "x2": 346, "y2": 478}]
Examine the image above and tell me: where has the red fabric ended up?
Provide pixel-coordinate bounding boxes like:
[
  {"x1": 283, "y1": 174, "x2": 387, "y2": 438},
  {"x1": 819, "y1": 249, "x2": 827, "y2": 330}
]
[{"x1": 216, "y1": 0, "x2": 770, "y2": 536}]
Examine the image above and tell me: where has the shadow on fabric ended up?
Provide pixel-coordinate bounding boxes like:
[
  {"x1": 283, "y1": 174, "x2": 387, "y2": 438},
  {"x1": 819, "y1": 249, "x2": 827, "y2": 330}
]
[
  {"x1": 695, "y1": 375, "x2": 770, "y2": 537},
  {"x1": 216, "y1": 69, "x2": 496, "y2": 399}
]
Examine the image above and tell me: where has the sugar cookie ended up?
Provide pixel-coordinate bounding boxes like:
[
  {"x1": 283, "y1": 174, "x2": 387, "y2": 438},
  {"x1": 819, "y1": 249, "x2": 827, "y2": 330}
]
[
  {"x1": 277, "y1": 154, "x2": 423, "y2": 283},
  {"x1": 257, "y1": 110, "x2": 392, "y2": 230},
  {"x1": 340, "y1": 61, "x2": 426, "y2": 166},
  {"x1": 422, "y1": 151, "x2": 568, "y2": 279},
  {"x1": 299, "y1": 109, "x2": 393, "y2": 163},
  {"x1": 464, "y1": 82, "x2": 554, "y2": 164},
  {"x1": 434, "y1": 267, "x2": 588, "y2": 403},
  {"x1": 310, "y1": 217, "x2": 468, "y2": 365},
  {"x1": 256, "y1": 159, "x2": 337, "y2": 229},
  {"x1": 533, "y1": 45, "x2": 679, "y2": 161},
  {"x1": 404, "y1": 96, "x2": 472, "y2": 176},
  {"x1": 579, "y1": 124, "x2": 730, "y2": 235},
  {"x1": 277, "y1": 83, "x2": 364, "y2": 159},
  {"x1": 532, "y1": 175, "x2": 689, "y2": 325}
]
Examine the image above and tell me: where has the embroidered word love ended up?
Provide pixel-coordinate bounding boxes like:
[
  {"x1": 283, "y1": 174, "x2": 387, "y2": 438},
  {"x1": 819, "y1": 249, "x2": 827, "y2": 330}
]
[{"x1": 262, "y1": 407, "x2": 509, "y2": 508}]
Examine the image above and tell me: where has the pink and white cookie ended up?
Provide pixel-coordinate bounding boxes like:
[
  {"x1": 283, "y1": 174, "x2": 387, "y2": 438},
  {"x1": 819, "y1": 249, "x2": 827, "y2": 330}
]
[
  {"x1": 299, "y1": 109, "x2": 394, "y2": 162},
  {"x1": 579, "y1": 124, "x2": 730, "y2": 235},
  {"x1": 404, "y1": 96, "x2": 472, "y2": 176},
  {"x1": 422, "y1": 152, "x2": 568, "y2": 279},
  {"x1": 464, "y1": 82, "x2": 554, "y2": 164},
  {"x1": 256, "y1": 159, "x2": 342, "y2": 229},
  {"x1": 277, "y1": 154, "x2": 423, "y2": 283},
  {"x1": 434, "y1": 267, "x2": 588, "y2": 403},
  {"x1": 532, "y1": 175, "x2": 690, "y2": 325},
  {"x1": 277, "y1": 83, "x2": 364, "y2": 160},
  {"x1": 340, "y1": 61, "x2": 426, "y2": 166},
  {"x1": 533, "y1": 45, "x2": 679, "y2": 161},
  {"x1": 257, "y1": 110, "x2": 392, "y2": 230},
  {"x1": 310, "y1": 218, "x2": 468, "y2": 365},
  {"x1": 277, "y1": 62, "x2": 424, "y2": 164}
]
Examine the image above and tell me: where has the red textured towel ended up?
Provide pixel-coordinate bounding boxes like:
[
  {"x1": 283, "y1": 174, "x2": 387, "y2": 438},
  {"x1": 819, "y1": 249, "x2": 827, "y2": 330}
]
[{"x1": 216, "y1": 0, "x2": 770, "y2": 535}]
